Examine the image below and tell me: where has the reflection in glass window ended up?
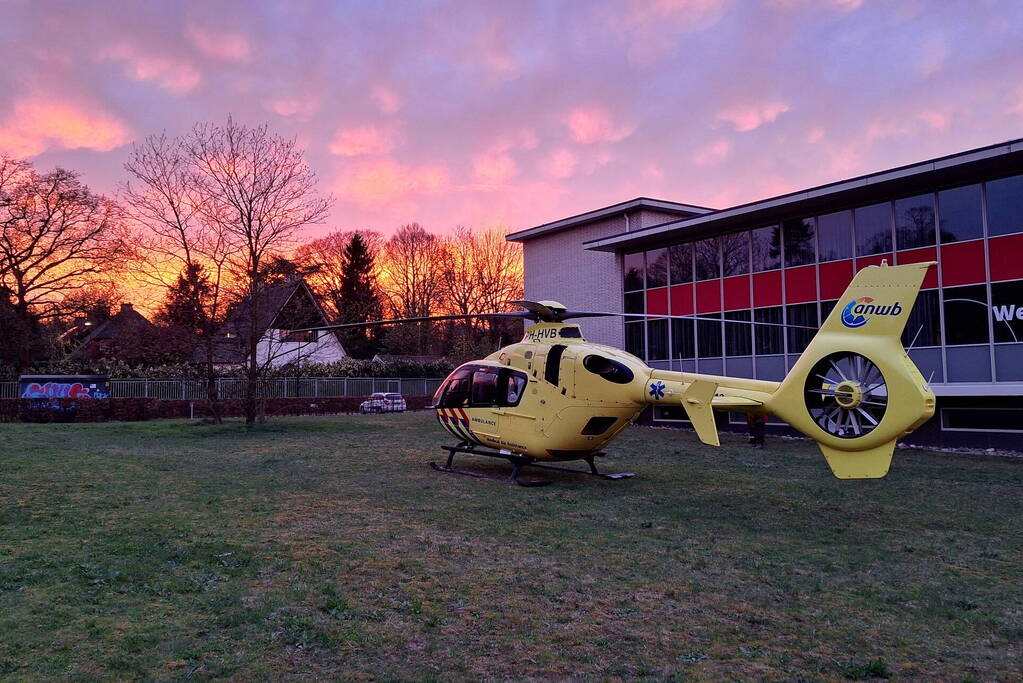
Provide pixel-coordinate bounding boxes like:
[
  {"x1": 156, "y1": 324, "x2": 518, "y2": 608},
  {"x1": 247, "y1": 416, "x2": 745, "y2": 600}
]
[
  {"x1": 697, "y1": 314, "x2": 722, "y2": 357},
  {"x1": 624, "y1": 252, "x2": 644, "y2": 291},
  {"x1": 669, "y1": 244, "x2": 693, "y2": 284},
  {"x1": 895, "y1": 194, "x2": 936, "y2": 249},
  {"x1": 754, "y1": 306, "x2": 784, "y2": 355},
  {"x1": 751, "y1": 226, "x2": 782, "y2": 271},
  {"x1": 786, "y1": 303, "x2": 818, "y2": 354},
  {"x1": 901, "y1": 290, "x2": 942, "y2": 347},
  {"x1": 943, "y1": 285, "x2": 989, "y2": 345},
  {"x1": 625, "y1": 321, "x2": 645, "y2": 357},
  {"x1": 694, "y1": 238, "x2": 721, "y2": 281},
  {"x1": 646, "y1": 248, "x2": 668, "y2": 288},
  {"x1": 721, "y1": 232, "x2": 750, "y2": 276},
  {"x1": 783, "y1": 218, "x2": 815, "y2": 267},
  {"x1": 817, "y1": 210, "x2": 853, "y2": 262},
  {"x1": 820, "y1": 300, "x2": 837, "y2": 325},
  {"x1": 671, "y1": 318, "x2": 695, "y2": 359},
  {"x1": 647, "y1": 319, "x2": 668, "y2": 359},
  {"x1": 471, "y1": 371, "x2": 499, "y2": 406},
  {"x1": 624, "y1": 291, "x2": 644, "y2": 315},
  {"x1": 986, "y1": 174, "x2": 1023, "y2": 237},
  {"x1": 991, "y1": 280, "x2": 1023, "y2": 343},
  {"x1": 724, "y1": 310, "x2": 752, "y2": 356},
  {"x1": 939, "y1": 184, "x2": 983, "y2": 243},
  {"x1": 854, "y1": 202, "x2": 892, "y2": 256}
]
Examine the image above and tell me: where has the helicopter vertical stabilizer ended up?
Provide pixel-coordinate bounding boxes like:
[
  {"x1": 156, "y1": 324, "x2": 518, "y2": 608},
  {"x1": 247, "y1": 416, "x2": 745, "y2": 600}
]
[{"x1": 766, "y1": 261, "x2": 936, "y2": 478}]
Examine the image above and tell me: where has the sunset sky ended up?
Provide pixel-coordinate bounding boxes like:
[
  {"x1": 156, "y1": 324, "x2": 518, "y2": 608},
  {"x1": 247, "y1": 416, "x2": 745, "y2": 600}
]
[{"x1": 2, "y1": 0, "x2": 1022, "y2": 238}]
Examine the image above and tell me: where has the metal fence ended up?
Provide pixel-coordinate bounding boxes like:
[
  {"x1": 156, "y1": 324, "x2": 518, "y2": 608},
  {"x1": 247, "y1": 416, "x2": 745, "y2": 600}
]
[{"x1": 0, "y1": 377, "x2": 444, "y2": 400}]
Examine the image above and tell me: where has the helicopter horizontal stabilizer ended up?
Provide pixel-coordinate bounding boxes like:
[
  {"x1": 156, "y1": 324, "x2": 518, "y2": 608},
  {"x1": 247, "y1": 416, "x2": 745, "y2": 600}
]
[
  {"x1": 681, "y1": 379, "x2": 720, "y2": 447},
  {"x1": 818, "y1": 440, "x2": 896, "y2": 479}
]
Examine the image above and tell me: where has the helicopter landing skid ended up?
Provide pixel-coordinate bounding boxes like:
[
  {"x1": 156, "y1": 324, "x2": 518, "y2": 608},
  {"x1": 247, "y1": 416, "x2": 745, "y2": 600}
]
[{"x1": 431, "y1": 443, "x2": 635, "y2": 487}]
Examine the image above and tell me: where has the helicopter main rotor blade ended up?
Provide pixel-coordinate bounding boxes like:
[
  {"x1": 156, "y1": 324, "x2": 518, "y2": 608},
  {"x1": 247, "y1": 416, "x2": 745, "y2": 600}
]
[
  {"x1": 289, "y1": 311, "x2": 531, "y2": 333},
  {"x1": 558, "y1": 310, "x2": 819, "y2": 329}
]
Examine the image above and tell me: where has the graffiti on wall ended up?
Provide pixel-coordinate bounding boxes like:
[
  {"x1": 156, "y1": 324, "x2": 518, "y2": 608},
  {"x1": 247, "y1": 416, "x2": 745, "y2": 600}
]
[{"x1": 17, "y1": 376, "x2": 110, "y2": 422}]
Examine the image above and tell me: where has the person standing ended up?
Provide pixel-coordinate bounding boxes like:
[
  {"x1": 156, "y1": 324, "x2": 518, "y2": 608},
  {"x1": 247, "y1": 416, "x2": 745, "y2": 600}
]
[{"x1": 747, "y1": 412, "x2": 767, "y2": 448}]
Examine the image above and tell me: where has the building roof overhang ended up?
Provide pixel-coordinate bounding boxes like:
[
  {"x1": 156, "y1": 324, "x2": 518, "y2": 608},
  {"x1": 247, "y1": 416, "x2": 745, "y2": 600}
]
[
  {"x1": 506, "y1": 197, "x2": 715, "y2": 243},
  {"x1": 583, "y1": 137, "x2": 1023, "y2": 253}
]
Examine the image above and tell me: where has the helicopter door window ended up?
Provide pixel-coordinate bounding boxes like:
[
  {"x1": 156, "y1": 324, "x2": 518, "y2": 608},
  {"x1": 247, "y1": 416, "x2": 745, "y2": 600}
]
[
  {"x1": 503, "y1": 371, "x2": 527, "y2": 407},
  {"x1": 470, "y1": 371, "x2": 499, "y2": 407}
]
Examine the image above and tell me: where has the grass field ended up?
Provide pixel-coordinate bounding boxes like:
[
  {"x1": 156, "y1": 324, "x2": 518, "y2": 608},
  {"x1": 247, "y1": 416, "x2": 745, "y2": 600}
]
[{"x1": 1, "y1": 413, "x2": 1021, "y2": 680}]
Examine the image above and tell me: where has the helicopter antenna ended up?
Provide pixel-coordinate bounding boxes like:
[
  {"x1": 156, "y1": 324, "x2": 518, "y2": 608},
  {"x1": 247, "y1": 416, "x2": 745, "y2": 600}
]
[{"x1": 906, "y1": 324, "x2": 923, "y2": 350}]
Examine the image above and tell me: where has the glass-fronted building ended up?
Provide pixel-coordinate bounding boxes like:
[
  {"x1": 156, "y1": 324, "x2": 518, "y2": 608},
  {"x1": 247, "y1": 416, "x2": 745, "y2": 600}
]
[{"x1": 511, "y1": 138, "x2": 1023, "y2": 449}]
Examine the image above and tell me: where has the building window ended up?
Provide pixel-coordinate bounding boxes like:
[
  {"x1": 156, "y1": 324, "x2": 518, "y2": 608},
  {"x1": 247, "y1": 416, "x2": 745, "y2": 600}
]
[
  {"x1": 902, "y1": 290, "x2": 942, "y2": 347},
  {"x1": 669, "y1": 244, "x2": 693, "y2": 284},
  {"x1": 280, "y1": 329, "x2": 318, "y2": 343},
  {"x1": 751, "y1": 226, "x2": 781, "y2": 271},
  {"x1": 941, "y1": 408, "x2": 1023, "y2": 432},
  {"x1": 647, "y1": 319, "x2": 668, "y2": 360},
  {"x1": 785, "y1": 303, "x2": 818, "y2": 354},
  {"x1": 625, "y1": 321, "x2": 644, "y2": 357},
  {"x1": 624, "y1": 291, "x2": 644, "y2": 314},
  {"x1": 895, "y1": 193, "x2": 936, "y2": 249},
  {"x1": 938, "y1": 184, "x2": 983, "y2": 243},
  {"x1": 754, "y1": 306, "x2": 784, "y2": 355},
  {"x1": 694, "y1": 238, "x2": 721, "y2": 281},
  {"x1": 986, "y1": 174, "x2": 1023, "y2": 237},
  {"x1": 671, "y1": 318, "x2": 695, "y2": 359},
  {"x1": 724, "y1": 310, "x2": 752, "y2": 356},
  {"x1": 646, "y1": 248, "x2": 668, "y2": 288},
  {"x1": 817, "y1": 210, "x2": 854, "y2": 262},
  {"x1": 991, "y1": 279, "x2": 1023, "y2": 343},
  {"x1": 653, "y1": 405, "x2": 690, "y2": 422},
  {"x1": 624, "y1": 252, "x2": 644, "y2": 291},
  {"x1": 697, "y1": 314, "x2": 722, "y2": 357},
  {"x1": 854, "y1": 202, "x2": 893, "y2": 256},
  {"x1": 783, "y1": 218, "x2": 815, "y2": 267},
  {"x1": 721, "y1": 232, "x2": 750, "y2": 276},
  {"x1": 943, "y1": 284, "x2": 989, "y2": 345},
  {"x1": 820, "y1": 300, "x2": 837, "y2": 325}
]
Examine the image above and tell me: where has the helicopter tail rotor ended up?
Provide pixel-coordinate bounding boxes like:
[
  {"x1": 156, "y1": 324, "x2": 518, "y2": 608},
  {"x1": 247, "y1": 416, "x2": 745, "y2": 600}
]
[{"x1": 766, "y1": 261, "x2": 936, "y2": 479}]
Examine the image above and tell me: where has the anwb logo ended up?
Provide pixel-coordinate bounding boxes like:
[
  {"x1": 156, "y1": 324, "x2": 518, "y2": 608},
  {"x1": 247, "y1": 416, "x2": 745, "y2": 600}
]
[{"x1": 841, "y1": 297, "x2": 903, "y2": 328}]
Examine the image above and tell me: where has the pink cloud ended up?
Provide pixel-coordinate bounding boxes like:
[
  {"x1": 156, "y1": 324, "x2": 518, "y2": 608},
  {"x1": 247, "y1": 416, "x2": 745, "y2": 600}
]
[
  {"x1": 917, "y1": 110, "x2": 950, "y2": 132},
  {"x1": 371, "y1": 85, "x2": 404, "y2": 114},
  {"x1": 0, "y1": 99, "x2": 131, "y2": 158},
  {"x1": 473, "y1": 151, "x2": 518, "y2": 185},
  {"x1": 692, "y1": 138, "x2": 731, "y2": 165},
  {"x1": 335, "y1": 159, "x2": 451, "y2": 206},
  {"x1": 564, "y1": 107, "x2": 635, "y2": 144},
  {"x1": 717, "y1": 101, "x2": 790, "y2": 132},
  {"x1": 328, "y1": 125, "x2": 399, "y2": 157},
  {"x1": 263, "y1": 96, "x2": 319, "y2": 119},
  {"x1": 540, "y1": 148, "x2": 578, "y2": 179},
  {"x1": 186, "y1": 20, "x2": 253, "y2": 63},
  {"x1": 100, "y1": 43, "x2": 201, "y2": 93}
]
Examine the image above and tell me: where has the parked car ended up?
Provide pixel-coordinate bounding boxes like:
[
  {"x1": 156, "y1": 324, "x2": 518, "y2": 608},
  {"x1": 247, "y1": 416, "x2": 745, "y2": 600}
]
[{"x1": 360, "y1": 392, "x2": 407, "y2": 413}]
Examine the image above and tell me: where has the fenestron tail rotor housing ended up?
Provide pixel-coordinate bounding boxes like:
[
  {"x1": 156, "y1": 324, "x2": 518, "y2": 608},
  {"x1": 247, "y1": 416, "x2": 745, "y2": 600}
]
[{"x1": 803, "y1": 352, "x2": 889, "y2": 439}]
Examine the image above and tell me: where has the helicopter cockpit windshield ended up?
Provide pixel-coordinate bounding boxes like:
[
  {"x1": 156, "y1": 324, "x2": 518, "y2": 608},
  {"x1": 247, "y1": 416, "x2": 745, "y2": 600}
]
[{"x1": 434, "y1": 364, "x2": 528, "y2": 409}]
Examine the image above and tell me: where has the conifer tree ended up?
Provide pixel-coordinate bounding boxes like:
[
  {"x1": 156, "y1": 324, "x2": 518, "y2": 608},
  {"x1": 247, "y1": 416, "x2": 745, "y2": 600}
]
[{"x1": 337, "y1": 233, "x2": 383, "y2": 357}]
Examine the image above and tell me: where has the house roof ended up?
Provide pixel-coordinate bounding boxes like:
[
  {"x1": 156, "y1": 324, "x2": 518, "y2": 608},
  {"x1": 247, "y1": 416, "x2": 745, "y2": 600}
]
[
  {"x1": 584, "y1": 136, "x2": 1023, "y2": 252},
  {"x1": 505, "y1": 197, "x2": 715, "y2": 243},
  {"x1": 211, "y1": 277, "x2": 342, "y2": 364},
  {"x1": 72, "y1": 304, "x2": 155, "y2": 355}
]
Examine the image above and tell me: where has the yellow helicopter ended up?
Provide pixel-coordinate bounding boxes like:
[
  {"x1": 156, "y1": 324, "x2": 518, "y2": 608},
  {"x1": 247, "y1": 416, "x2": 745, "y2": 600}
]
[{"x1": 298, "y1": 260, "x2": 936, "y2": 486}]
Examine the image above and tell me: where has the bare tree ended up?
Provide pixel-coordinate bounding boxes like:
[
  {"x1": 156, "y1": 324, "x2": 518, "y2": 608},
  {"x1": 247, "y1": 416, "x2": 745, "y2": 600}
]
[
  {"x1": 185, "y1": 117, "x2": 332, "y2": 423},
  {"x1": 381, "y1": 223, "x2": 445, "y2": 319},
  {"x1": 123, "y1": 133, "x2": 232, "y2": 422},
  {"x1": 0, "y1": 155, "x2": 127, "y2": 369}
]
